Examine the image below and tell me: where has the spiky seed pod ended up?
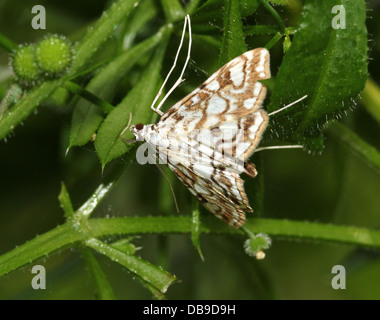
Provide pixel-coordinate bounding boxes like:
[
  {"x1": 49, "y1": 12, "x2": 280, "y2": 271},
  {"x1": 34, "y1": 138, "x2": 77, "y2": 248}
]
[
  {"x1": 243, "y1": 233, "x2": 272, "y2": 259},
  {"x1": 35, "y1": 35, "x2": 73, "y2": 77},
  {"x1": 11, "y1": 45, "x2": 41, "y2": 87}
]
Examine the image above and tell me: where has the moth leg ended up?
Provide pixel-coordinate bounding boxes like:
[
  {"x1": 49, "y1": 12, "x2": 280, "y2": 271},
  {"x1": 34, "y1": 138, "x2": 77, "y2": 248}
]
[
  {"x1": 268, "y1": 95, "x2": 308, "y2": 117},
  {"x1": 255, "y1": 145, "x2": 303, "y2": 152},
  {"x1": 244, "y1": 162, "x2": 257, "y2": 178}
]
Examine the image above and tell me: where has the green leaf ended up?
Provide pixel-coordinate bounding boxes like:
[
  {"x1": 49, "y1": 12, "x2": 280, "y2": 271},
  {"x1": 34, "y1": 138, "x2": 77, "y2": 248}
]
[
  {"x1": 81, "y1": 248, "x2": 116, "y2": 300},
  {"x1": 64, "y1": 81, "x2": 114, "y2": 113},
  {"x1": 160, "y1": 0, "x2": 185, "y2": 22},
  {"x1": 0, "y1": 0, "x2": 141, "y2": 140},
  {"x1": 69, "y1": 26, "x2": 170, "y2": 148},
  {"x1": 244, "y1": 25, "x2": 279, "y2": 36},
  {"x1": 86, "y1": 238, "x2": 177, "y2": 298},
  {"x1": 110, "y1": 237, "x2": 137, "y2": 255},
  {"x1": 0, "y1": 80, "x2": 64, "y2": 140},
  {"x1": 240, "y1": 0, "x2": 260, "y2": 17},
  {"x1": 122, "y1": 0, "x2": 158, "y2": 50},
  {"x1": 75, "y1": 162, "x2": 129, "y2": 221},
  {"x1": 192, "y1": 0, "x2": 259, "y2": 39},
  {"x1": 0, "y1": 84, "x2": 22, "y2": 121},
  {"x1": 264, "y1": 32, "x2": 283, "y2": 50},
  {"x1": 218, "y1": 0, "x2": 247, "y2": 66},
  {"x1": 361, "y1": 78, "x2": 380, "y2": 125},
  {"x1": 257, "y1": 0, "x2": 286, "y2": 33},
  {"x1": 186, "y1": 0, "x2": 205, "y2": 14},
  {"x1": 195, "y1": 0, "x2": 259, "y2": 19},
  {"x1": 94, "y1": 29, "x2": 171, "y2": 167},
  {"x1": 191, "y1": 2, "x2": 223, "y2": 35},
  {"x1": 267, "y1": 0, "x2": 368, "y2": 151},
  {"x1": 71, "y1": 0, "x2": 141, "y2": 73},
  {"x1": 268, "y1": 0, "x2": 288, "y2": 5},
  {"x1": 58, "y1": 182, "x2": 74, "y2": 219},
  {"x1": 328, "y1": 122, "x2": 380, "y2": 174},
  {"x1": 191, "y1": 199, "x2": 204, "y2": 260}
]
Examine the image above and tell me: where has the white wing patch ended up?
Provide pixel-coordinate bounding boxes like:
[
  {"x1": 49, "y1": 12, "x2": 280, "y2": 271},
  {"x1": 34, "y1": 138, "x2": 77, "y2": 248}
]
[{"x1": 207, "y1": 95, "x2": 227, "y2": 114}]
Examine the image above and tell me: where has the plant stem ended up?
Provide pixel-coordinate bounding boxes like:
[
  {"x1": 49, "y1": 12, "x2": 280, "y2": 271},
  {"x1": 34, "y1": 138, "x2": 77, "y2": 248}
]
[
  {"x1": 360, "y1": 77, "x2": 380, "y2": 125},
  {"x1": 0, "y1": 32, "x2": 18, "y2": 53},
  {"x1": 186, "y1": 0, "x2": 204, "y2": 14},
  {"x1": 257, "y1": 0, "x2": 286, "y2": 34},
  {"x1": 70, "y1": 0, "x2": 142, "y2": 73},
  {"x1": 2, "y1": 216, "x2": 380, "y2": 277},
  {"x1": 63, "y1": 81, "x2": 114, "y2": 113},
  {"x1": 0, "y1": 80, "x2": 65, "y2": 140},
  {"x1": 0, "y1": 223, "x2": 81, "y2": 277},
  {"x1": 90, "y1": 217, "x2": 380, "y2": 250},
  {"x1": 191, "y1": 199, "x2": 204, "y2": 260},
  {"x1": 160, "y1": 0, "x2": 186, "y2": 22},
  {"x1": 85, "y1": 237, "x2": 176, "y2": 295},
  {"x1": 328, "y1": 122, "x2": 380, "y2": 174},
  {"x1": 244, "y1": 25, "x2": 279, "y2": 36},
  {"x1": 80, "y1": 248, "x2": 116, "y2": 300},
  {"x1": 219, "y1": 0, "x2": 247, "y2": 66},
  {"x1": 58, "y1": 182, "x2": 75, "y2": 219},
  {"x1": 75, "y1": 162, "x2": 129, "y2": 220},
  {"x1": 265, "y1": 33, "x2": 283, "y2": 50}
]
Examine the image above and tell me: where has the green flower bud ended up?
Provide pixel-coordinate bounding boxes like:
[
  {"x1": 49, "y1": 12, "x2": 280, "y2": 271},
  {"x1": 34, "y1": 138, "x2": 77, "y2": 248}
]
[
  {"x1": 35, "y1": 35, "x2": 72, "y2": 77},
  {"x1": 244, "y1": 233, "x2": 272, "y2": 260},
  {"x1": 12, "y1": 45, "x2": 41, "y2": 86}
]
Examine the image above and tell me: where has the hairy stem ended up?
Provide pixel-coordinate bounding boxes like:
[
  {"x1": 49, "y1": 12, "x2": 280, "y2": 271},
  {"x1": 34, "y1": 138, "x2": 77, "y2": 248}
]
[
  {"x1": 258, "y1": 0, "x2": 286, "y2": 34},
  {"x1": 64, "y1": 81, "x2": 114, "y2": 113},
  {"x1": 0, "y1": 32, "x2": 17, "y2": 53},
  {"x1": 1, "y1": 216, "x2": 380, "y2": 277}
]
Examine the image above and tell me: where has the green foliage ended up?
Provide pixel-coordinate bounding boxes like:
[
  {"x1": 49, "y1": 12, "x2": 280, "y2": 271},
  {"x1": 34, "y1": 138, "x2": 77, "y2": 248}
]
[
  {"x1": 218, "y1": 0, "x2": 247, "y2": 66},
  {"x1": 0, "y1": 0, "x2": 379, "y2": 300},
  {"x1": 267, "y1": 0, "x2": 367, "y2": 152},
  {"x1": 94, "y1": 31, "x2": 171, "y2": 166}
]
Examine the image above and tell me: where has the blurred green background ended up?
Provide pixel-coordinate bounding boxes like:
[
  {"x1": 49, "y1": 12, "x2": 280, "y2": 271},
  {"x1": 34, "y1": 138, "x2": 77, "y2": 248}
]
[{"x1": 0, "y1": 0, "x2": 380, "y2": 299}]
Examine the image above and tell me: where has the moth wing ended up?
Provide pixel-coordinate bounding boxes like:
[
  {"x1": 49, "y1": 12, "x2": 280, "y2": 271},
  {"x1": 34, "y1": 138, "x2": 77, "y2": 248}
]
[
  {"x1": 155, "y1": 48, "x2": 271, "y2": 227},
  {"x1": 158, "y1": 48, "x2": 270, "y2": 133},
  {"x1": 173, "y1": 108, "x2": 268, "y2": 164},
  {"x1": 168, "y1": 160, "x2": 251, "y2": 228}
]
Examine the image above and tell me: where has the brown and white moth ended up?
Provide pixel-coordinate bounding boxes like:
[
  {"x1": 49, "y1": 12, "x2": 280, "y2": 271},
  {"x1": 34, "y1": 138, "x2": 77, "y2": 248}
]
[{"x1": 129, "y1": 15, "x2": 303, "y2": 228}]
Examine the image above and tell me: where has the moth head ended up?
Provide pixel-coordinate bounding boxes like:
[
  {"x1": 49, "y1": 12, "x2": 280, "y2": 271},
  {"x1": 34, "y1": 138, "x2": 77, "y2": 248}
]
[{"x1": 130, "y1": 123, "x2": 146, "y2": 141}]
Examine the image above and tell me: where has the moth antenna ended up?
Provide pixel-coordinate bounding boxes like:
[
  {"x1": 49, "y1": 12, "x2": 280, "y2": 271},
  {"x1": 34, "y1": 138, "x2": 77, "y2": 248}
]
[
  {"x1": 120, "y1": 112, "x2": 133, "y2": 137},
  {"x1": 147, "y1": 154, "x2": 180, "y2": 214},
  {"x1": 268, "y1": 95, "x2": 308, "y2": 117},
  {"x1": 155, "y1": 163, "x2": 179, "y2": 214},
  {"x1": 120, "y1": 112, "x2": 137, "y2": 143},
  {"x1": 150, "y1": 14, "x2": 192, "y2": 116}
]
